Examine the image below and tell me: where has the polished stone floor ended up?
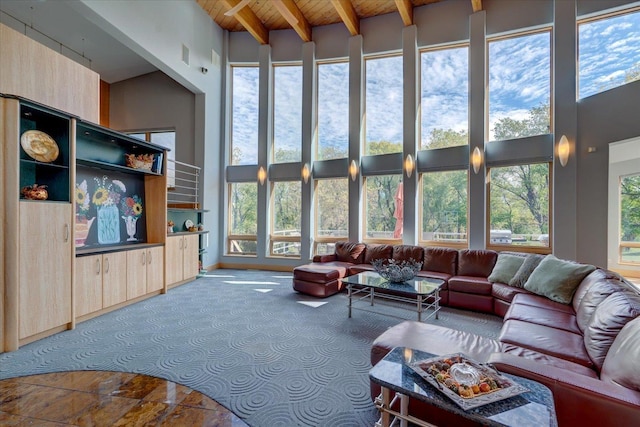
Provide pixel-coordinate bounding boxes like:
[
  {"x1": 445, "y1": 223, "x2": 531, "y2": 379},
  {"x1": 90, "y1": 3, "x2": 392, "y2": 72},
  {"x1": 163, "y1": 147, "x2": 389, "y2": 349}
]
[{"x1": 0, "y1": 370, "x2": 248, "y2": 426}]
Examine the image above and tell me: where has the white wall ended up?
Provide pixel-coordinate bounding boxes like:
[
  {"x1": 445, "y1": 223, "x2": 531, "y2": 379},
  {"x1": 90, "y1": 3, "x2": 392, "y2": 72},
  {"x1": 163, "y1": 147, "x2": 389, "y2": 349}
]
[{"x1": 72, "y1": 0, "x2": 224, "y2": 267}]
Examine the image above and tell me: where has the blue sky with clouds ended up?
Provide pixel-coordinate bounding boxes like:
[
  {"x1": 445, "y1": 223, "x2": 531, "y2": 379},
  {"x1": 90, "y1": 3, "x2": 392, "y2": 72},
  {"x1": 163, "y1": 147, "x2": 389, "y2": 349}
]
[{"x1": 231, "y1": 9, "x2": 639, "y2": 162}]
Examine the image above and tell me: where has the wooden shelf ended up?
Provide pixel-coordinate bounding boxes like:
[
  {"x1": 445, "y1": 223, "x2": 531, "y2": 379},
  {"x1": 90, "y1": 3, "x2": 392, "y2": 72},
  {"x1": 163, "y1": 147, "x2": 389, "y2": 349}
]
[{"x1": 75, "y1": 242, "x2": 163, "y2": 257}]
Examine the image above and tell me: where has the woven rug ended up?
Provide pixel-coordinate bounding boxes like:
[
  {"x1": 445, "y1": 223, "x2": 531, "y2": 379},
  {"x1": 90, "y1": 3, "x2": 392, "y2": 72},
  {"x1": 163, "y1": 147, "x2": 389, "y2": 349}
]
[{"x1": 0, "y1": 269, "x2": 503, "y2": 426}]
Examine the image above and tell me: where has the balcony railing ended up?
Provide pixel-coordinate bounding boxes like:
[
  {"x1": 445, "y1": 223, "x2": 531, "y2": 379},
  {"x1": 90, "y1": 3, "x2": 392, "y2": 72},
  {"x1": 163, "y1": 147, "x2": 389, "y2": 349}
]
[{"x1": 167, "y1": 159, "x2": 200, "y2": 209}]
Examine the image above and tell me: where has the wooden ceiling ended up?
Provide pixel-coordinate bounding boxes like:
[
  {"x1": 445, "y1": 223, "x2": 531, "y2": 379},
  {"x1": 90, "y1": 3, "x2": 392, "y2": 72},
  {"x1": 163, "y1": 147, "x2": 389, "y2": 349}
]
[{"x1": 197, "y1": 0, "x2": 483, "y2": 45}]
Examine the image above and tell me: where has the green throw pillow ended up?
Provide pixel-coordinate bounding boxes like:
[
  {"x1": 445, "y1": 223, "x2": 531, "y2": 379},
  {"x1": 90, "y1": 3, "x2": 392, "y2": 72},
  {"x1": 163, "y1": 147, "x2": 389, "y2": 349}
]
[
  {"x1": 488, "y1": 254, "x2": 525, "y2": 284},
  {"x1": 523, "y1": 255, "x2": 596, "y2": 304},
  {"x1": 509, "y1": 254, "x2": 545, "y2": 288}
]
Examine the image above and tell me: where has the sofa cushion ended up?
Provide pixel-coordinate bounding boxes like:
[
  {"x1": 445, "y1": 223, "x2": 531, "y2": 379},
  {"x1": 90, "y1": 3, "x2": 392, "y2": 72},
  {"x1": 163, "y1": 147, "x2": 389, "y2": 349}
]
[
  {"x1": 457, "y1": 249, "x2": 498, "y2": 277},
  {"x1": 601, "y1": 316, "x2": 640, "y2": 391},
  {"x1": 584, "y1": 291, "x2": 640, "y2": 371},
  {"x1": 422, "y1": 247, "x2": 458, "y2": 276},
  {"x1": 576, "y1": 278, "x2": 627, "y2": 333},
  {"x1": 491, "y1": 283, "x2": 531, "y2": 303},
  {"x1": 488, "y1": 253, "x2": 526, "y2": 284},
  {"x1": 293, "y1": 262, "x2": 350, "y2": 282},
  {"x1": 503, "y1": 302, "x2": 580, "y2": 334},
  {"x1": 499, "y1": 319, "x2": 593, "y2": 368},
  {"x1": 392, "y1": 245, "x2": 424, "y2": 263},
  {"x1": 510, "y1": 292, "x2": 575, "y2": 314},
  {"x1": 572, "y1": 268, "x2": 623, "y2": 312},
  {"x1": 523, "y1": 255, "x2": 596, "y2": 304},
  {"x1": 416, "y1": 270, "x2": 451, "y2": 283},
  {"x1": 499, "y1": 345, "x2": 599, "y2": 378},
  {"x1": 334, "y1": 241, "x2": 366, "y2": 264},
  {"x1": 363, "y1": 244, "x2": 393, "y2": 265},
  {"x1": 371, "y1": 321, "x2": 501, "y2": 367},
  {"x1": 448, "y1": 276, "x2": 492, "y2": 295},
  {"x1": 508, "y1": 254, "x2": 545, "y2": 288}
]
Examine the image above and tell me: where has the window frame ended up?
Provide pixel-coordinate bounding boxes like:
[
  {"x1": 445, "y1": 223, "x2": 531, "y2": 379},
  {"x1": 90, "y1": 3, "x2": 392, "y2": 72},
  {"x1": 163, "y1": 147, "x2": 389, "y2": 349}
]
[
  {"x1": 418, "y1": 169, "x2": 469, "y2": 249},
  {"x1": 419, "y1": 43, "x2": 470, "y2": 151},
  {"x1": 269, "y1": 180, "x2": 302, "y2": 258},
  {"x1": 229, "y1": 64, "x2": 260, "y2": 166},
  {"x1": 272, "y1": 62, "x2": 303, "y2": 164},
  {"x1": 486, "y1": 27, "x2": 554, "y2": 143},
  {"x1": 315, "y1": 59, "x2": 350, "y2": 161},
  {"x1": 313, "y1": 177, "x2": 349, "y2": 255},
  {"x1": 486, "y1": 161, "x2": 553, "y2": 254},
  {"x1": 226, "y1": 182, "x2": 258, "y2": 257}
]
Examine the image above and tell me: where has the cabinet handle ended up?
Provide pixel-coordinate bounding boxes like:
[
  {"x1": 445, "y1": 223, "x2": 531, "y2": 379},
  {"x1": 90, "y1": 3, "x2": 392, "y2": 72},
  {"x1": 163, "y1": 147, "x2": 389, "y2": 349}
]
[
  {"x1": 147, "y1": 250, "x2": 152, "y2": 265},
  {"x1": 142, "y1": 251, "x2": 146, "y2": 266},
  {"x1": 184, "y1": 237, "x2": 187, "y2": 249},
  {"x1": 64, "y1": 223, "x2": 69, "y2": 242},
  {"x1": 105, "y1": 257, "x2": 110, "y2": 274},
  {"x1": 96, "y1": 258, "x2": 101, "y2": 275}
]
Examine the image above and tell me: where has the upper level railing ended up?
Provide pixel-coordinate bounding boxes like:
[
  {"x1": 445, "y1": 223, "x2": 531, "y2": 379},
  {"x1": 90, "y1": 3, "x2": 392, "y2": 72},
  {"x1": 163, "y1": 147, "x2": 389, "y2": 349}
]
[{"x1": 167, "y1": 159, "x2": 200, "y2": 209}]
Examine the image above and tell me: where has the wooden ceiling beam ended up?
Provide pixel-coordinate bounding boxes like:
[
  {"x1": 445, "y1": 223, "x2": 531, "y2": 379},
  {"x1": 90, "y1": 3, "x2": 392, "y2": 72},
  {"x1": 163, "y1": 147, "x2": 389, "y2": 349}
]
[
  {"x1": 471, "y1": 0, "x2": 483, "y2": 13},
  {"x1": 271, "y1": 0, "x2": 312, "y2": 42},
  {"x1": 221, "y1": 0, "x2": 269, "y2": 45},
  {"x1": 395, "y1": 0, "x2": 413, "y2": 26},
  {"x1": 330, "y1": 0, "x2": 360, "y2": 36}
]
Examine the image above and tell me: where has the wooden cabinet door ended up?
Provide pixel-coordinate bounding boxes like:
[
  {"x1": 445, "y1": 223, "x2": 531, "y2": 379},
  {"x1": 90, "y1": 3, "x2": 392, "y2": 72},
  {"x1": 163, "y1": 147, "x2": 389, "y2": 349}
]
[
  {"x1": 126, "y1": 249, "x2": 147, "y2": 300},
  {"x1": 75, "y1": 255, "x2": 102, "y2": 317},
  {"x1": 183, "y1": 234, "x2": 200, "y2": 280},
  {"x1": 19, "y1": 202, "x2": 72, "y2": 339},
  {"x1": 146, "y1": 246, "x2": 164, "y2": 293},
  {"x1": 102, "y1": 251, "x2": 128, "y2": 307},
  {"x1": 165, "y1": 235, "x2": 183, "y2": 285}
]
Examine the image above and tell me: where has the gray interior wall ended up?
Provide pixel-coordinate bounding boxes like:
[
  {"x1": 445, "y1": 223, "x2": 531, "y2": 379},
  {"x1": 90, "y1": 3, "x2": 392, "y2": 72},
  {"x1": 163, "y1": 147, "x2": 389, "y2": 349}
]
[
  {"x1": 577, "y1": 80, "x2": 640, "y2": 266},
  {"x1": 109, "y1": 71, "x2": 195, "y2": 165}
]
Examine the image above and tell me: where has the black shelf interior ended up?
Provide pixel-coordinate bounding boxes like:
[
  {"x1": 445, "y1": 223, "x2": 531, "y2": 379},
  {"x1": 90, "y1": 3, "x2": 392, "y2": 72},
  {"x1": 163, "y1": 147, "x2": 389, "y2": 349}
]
[{"x1": 19, "y1": 102, "x2": 70, "y2": 202}]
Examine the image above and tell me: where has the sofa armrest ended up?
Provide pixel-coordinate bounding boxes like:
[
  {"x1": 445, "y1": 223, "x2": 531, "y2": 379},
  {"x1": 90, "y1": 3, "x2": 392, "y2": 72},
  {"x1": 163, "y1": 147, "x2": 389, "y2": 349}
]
[
  {"x1": 488, "y1": 352, "x2": 640, "y2": 426},
  {"x1": 312, "y1": 254, "x2": 337, "y2": 262}
]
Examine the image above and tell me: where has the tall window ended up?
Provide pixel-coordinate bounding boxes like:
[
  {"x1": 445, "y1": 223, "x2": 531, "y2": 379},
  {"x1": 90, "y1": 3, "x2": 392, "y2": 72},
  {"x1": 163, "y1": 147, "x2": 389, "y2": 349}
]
[
  {"x1": 365, "y1": 55, "x2": 403, "y2": 155},
  {"x1": 270, "y1": 181, "x2": 301, "y2": 256},
  {"x1": 488, "y1": 31, "x2": 551, "y2": 141},
  {"x1": 421, "y1": 46, "x2": 469, "y2": 149},
  {"x1": 365, "y1": 175, "x2": 402, "y2": 240},
  {"x1": 273, "y1": 65, "x2": 302, "y2": 163},
  {"x1": 489, "y1": 163, "x2": 550, "y2": 248},
  {"x1": 228, "y1": 183, "x2": 258, "y2": 255},
  {"x1": 314, "y1": 178, "x2": 349, "y2": 255},
  {"x1": 620, "y1": 174, "x2": 640, "y2": 264},
  {"x1": 231, "y1": 66, "x2": 259, "y2": 165},
  {"x1": 317, "y1": 61, "x2": 349, "y2": 160},
  {"x1": 579, "y1": 9, "x2": 640, "y2": 99},
  {"x1": 421, "y1": 170, "x2": 468, "y2": 245}
]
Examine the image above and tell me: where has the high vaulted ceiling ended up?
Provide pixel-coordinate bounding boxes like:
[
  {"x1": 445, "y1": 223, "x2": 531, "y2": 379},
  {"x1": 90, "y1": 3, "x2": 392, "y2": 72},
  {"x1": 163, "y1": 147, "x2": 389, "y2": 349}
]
[{"x1": 198, "y1": 0, "x2": 483, "y2": 45}]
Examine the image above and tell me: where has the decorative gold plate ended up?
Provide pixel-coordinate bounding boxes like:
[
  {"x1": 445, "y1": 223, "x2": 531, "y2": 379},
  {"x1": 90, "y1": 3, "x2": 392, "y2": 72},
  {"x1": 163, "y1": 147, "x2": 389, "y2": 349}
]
[{"x1": 20, "y1": 130, "x2": 59, "y2": 162}]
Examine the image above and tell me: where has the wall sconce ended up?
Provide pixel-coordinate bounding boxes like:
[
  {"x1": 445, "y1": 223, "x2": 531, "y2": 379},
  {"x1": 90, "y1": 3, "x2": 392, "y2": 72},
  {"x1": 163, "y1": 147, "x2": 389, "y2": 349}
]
[
  {"x1": 558, "y1": 135, "x2": 570, "y2": 167},
  {"x1": 404, "y1": 154, "x2": 415, "y2": 178},
  {"x1": 349, "y1": 160, "x2": 359, "y2": 181},
  {"x1": 471, "y1": 146, "x2": 483, "y2": 174},
  {"x1": 301, "y1": 163, "x2": 311, "y2": 183},
  {"x1": 257, "y1": 166, "x2": 267, "y2": 185}
]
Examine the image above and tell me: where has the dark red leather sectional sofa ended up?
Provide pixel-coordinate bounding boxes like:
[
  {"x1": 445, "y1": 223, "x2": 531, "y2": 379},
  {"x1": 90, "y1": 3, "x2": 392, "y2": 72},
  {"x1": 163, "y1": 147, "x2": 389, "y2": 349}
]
[{"x1": 292, "y1": 242, "x2": 640, "y2": 427}]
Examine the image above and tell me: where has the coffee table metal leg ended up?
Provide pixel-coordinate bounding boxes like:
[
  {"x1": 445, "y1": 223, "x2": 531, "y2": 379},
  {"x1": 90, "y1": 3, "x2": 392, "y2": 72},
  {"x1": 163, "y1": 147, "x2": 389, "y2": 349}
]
[
  {"x1": 417, "y1": 296, "x2": 422, "y2": 322},
  {"x1": 348, "y1": 284, "x2": 352, "y2": 318},
  {"x1": 435, "y1": 289, "x2": 439, "y2": 320}
]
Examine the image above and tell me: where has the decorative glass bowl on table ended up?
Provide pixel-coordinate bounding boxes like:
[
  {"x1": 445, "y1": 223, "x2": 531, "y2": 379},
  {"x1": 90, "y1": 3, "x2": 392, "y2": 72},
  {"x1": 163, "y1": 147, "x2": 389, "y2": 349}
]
[{"x1": 371, "y1": 258, "x2": 423, "y2": 283}]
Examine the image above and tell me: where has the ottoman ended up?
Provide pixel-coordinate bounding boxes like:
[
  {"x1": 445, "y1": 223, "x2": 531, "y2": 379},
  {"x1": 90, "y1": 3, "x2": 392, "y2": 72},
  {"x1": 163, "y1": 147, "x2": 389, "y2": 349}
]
[{"x1": 292, "y1": 262, "x2": 350, "y2": 297}]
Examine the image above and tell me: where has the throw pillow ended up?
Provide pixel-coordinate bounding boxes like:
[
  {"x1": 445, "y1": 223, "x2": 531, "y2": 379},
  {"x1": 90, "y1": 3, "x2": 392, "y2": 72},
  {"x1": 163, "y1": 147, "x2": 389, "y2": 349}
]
[
  {"x1": 509, "y1": 254, "x2": 545, "y2": 288},
  {"x1": 335, "y1": 242, "x2": 366, "y2": 263},
  {"x1": 488, "y1": 254, "x2": 525, "y2": 284},
  {"x1": 523, "y1": 255, "x2": 596, "y2": 304}
]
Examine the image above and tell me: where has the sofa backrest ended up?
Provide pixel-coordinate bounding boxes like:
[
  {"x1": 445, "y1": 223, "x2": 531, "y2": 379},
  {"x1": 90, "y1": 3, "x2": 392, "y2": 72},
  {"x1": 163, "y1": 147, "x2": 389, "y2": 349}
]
[
  {"x1": 457, "y1": 249, "x2": 498, "y2": 277},
  {"x1": 601, "y1": 316, "x2": 640, "y2": 390},
  {"x1": 422, "y1": 247, "x2": 458, "y2": 275},
  {"x1": 334, "y1": 241, "x2": 366, "y2": 264},
  {"x1": 392, "y1": 245, "x2": 424, "y2": 264},
  {"x1": 572, "y1": 268, "x2": 623, "y2": 313},
  {"x1": 584, "y1": 290, "x2": 640, "y2": 372},
  {"x1": 575, "y1": 276, "x2": 628, "y2": 333},
  {"x1": 363, "y1": 244, "x2": 393, "y2": 265}
]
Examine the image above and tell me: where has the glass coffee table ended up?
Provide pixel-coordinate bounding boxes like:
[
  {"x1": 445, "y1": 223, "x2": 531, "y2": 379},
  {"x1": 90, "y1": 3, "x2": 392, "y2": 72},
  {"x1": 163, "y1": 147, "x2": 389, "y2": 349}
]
[
  {"x1": 342, "y1": 271, "x2": 444, "y2": 322},
  {"x1": 370, "y1": 347, "x2": 558, "y2": 427}
]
